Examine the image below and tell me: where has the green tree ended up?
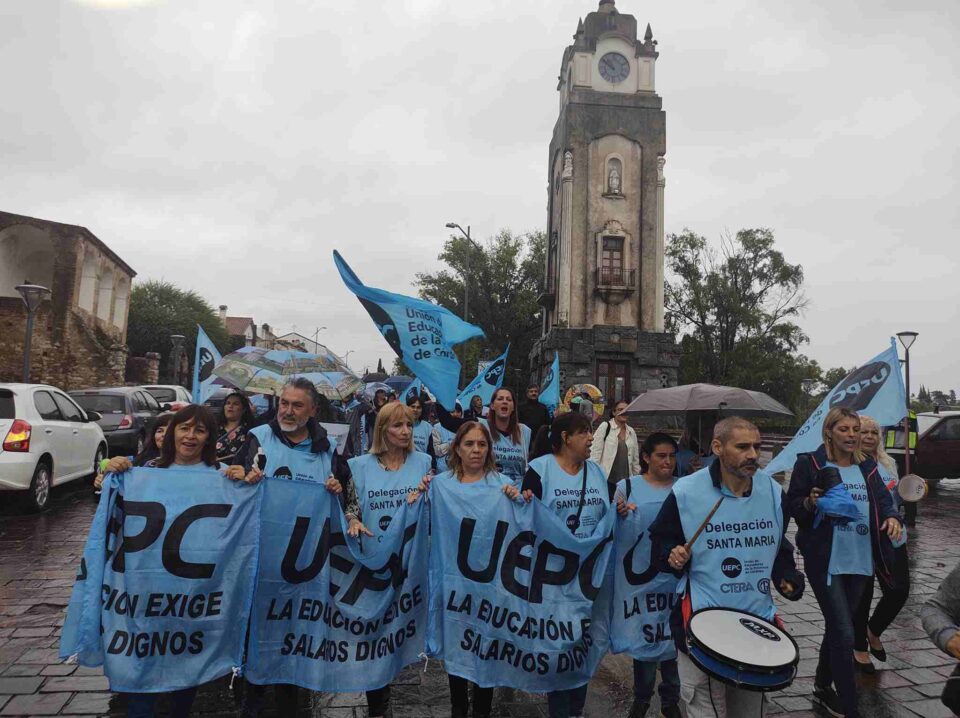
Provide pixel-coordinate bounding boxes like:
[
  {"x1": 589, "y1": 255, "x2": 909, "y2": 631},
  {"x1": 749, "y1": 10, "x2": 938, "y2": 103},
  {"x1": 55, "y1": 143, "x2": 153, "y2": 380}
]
[
  {"x1": 127, "y1": 280, "x2": 230, "y2": 376},
  {"x1": 414, "y1": 229, "x2": 545, "y2": 393},
  {"x1": 665, "y1": 228, "x2": 813, "y2": 416}
]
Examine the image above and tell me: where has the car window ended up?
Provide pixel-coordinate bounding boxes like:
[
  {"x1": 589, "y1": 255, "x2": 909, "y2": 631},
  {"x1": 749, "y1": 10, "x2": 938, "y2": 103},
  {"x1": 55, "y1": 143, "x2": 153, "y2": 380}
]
[
  {"x1": 34, "y1": 391, "x2": 63, "y2": 421},
  {"x1": 141, "y1": 392, "x2": 161, "y2": 411},
  {"x1": 146, "y1": 387, "x2": 177, "y2": 402},
  {"x1": 930, "y1": 418, "x2": 960, "y2": 441},
  {"x1": 52, "y1": 392, "x2": 84, "y2": 422},
  {"x1": 131, "y1": 392, "x2": 146, "y2": 411},
  {"x1": 0, "y1": 389, "x2": 14, "y2": 419},
  {"x1": 71, "y1": 394, "x2": 126, "y2": 414}
]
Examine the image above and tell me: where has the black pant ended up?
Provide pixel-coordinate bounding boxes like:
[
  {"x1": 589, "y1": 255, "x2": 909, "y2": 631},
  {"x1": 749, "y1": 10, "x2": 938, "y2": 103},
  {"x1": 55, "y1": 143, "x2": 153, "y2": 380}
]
[
  {"x1": 853, "y1": 544, "x2": 910, "y2": 652},
  {"x1": 239, "y1": 682, "x2": 299, "y2": 716},
  {"x1": 367, "y1": 685, "x2": 391, "y2": 717},
  {"x1": 448, "y1": 675, "x2": 493, "y2": 716},
  {"x1": 809, "y1": 571, "x2": 869, "y2": 718}
]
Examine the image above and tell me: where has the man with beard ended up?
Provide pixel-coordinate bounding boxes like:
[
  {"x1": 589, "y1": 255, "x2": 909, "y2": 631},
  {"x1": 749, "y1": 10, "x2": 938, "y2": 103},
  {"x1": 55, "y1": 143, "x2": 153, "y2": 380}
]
[
  {"x1": 224, "y1": 377, "x2": 344, "y2": 717},
  {"x1": 649, "y1": 417, "x2": 805, "y2": 718}
]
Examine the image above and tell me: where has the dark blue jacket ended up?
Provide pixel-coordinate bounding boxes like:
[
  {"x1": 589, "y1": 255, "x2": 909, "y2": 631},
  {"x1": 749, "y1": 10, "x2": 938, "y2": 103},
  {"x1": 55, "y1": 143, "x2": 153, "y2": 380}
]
[{"x1": 786, "y1": 444, "x2": 901, "y2": 588}]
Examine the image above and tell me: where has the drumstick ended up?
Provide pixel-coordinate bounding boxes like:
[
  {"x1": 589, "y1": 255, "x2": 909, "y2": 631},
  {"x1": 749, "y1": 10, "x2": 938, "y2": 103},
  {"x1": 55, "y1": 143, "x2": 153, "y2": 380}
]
[{"x1": 684, "y1": 496, "x2": 724, "y2": 552}]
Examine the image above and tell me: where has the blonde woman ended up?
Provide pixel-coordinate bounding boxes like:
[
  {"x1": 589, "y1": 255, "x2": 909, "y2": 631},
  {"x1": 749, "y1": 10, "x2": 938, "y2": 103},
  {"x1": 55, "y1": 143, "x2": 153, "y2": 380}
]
[
  {"x1": 787, "y1": 407, "x2": 902, "y2": 718},
  {"x1": 852, "y1": 415, "x2": 911, "y2": 673},
  {"x1": 345, "y1": 401, "x2": 433, "y2": 718}
]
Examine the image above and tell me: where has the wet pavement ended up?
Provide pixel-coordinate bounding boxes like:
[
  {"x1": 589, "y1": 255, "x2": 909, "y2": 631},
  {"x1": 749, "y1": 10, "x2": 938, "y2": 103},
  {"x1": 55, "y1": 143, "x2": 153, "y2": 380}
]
[{"x1": 0, "y1": 477, "x2": 957, "y2": 717}]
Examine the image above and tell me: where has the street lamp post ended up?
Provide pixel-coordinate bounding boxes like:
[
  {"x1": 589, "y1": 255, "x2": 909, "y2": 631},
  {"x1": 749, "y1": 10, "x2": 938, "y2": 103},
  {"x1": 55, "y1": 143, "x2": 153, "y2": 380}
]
[
  {"x1": 897, "y1": 330, "x2": 918, "y2": 526},
  {"x1": 169, "y1": 334, "x2": 186, "y2": 385},
  {"x1": 445, "y1": 222, "x2": 483, "y2": 385},
  {"x1": 15, "y1": 284, "x2": 52, "y2": 383}
]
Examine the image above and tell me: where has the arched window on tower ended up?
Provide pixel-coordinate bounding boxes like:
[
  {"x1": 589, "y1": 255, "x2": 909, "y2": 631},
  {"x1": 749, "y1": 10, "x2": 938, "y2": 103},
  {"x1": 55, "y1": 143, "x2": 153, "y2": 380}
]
[
  {"x1": 96, "y1": 267, "x2": 114, "y2": 322},
  {"x1": 78, "y1": 252, "x2": 97, "y2": 312}
]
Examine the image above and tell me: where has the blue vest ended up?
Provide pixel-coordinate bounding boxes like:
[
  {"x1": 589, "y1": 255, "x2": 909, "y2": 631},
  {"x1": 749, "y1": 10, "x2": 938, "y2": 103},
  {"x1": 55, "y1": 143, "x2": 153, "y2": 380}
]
[
  {"x1": 612, "y1": 476, "x2": 679, "y2": 661},
  {"x1": 673, "y1": 467, "x2": 782, "y2": 621},
  {"x1": 348, "y1": 451, "x2": 432, "y2": 544},
  {"x1": 249, "y1": 424, "x2": 334, "y2": 484},
  {"x1": 528, "y1": 454, "x2": 608, "y2": 539},
  {"x1": 827, "y1": 463, "x2": 873, "y2": 577},
  {"x1": 484, "y1": 420, "x2": 531, "y2": 485},
  {"x1": 412, "y1": 421, "x2": 433, "y2": 454}
]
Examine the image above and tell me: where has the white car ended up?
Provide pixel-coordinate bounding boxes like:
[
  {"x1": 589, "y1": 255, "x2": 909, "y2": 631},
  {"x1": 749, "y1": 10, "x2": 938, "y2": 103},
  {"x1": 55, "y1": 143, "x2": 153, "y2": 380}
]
[{"x1": 0, "y1": 383, "x2": 107, "y2": 511}]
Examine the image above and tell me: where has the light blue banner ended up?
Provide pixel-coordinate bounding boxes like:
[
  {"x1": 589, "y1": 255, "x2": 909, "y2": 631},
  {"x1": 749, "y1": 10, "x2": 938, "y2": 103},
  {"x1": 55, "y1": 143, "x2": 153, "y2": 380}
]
[
  {"x1": 60, "y1": 467, "x2": 261, "y2": 692},
  {"x1": 457, "y1": 345, "x2": 509, "y2": 410},
  {"x1": 192, "y1": 325, "x2": 223, "y2": 405},
  {"x1": 610, "y1": 479, "x2": 679, "y2": 662},
  {"x1": 539, "y1": 353, "x2": 561, "y2": 411},
  {"x1": 334, "y1": 251, "x2": 484, "y2": 410},
  {"x1": 767, "y1": 339, "x2": 907, "y2": 474},
  {"x1": 245, "y1": 478, "x2": 428, "y2": 691},
  {"x1": 427, "y1": 479, "x2": 615, "y2": 691}
]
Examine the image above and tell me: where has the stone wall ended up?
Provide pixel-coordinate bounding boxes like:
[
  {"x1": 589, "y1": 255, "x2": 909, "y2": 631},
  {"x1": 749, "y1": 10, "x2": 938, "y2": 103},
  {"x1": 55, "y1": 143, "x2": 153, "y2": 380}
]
[
  {"x1": 125, "y1": 352, "x2": 161, "y2": 385},
  {"x1": 529, "y1": 325, "x2": 679, "y2": 400},
  {"x1": 0, "y1": 298, "x2": 127, "y2": 389}
]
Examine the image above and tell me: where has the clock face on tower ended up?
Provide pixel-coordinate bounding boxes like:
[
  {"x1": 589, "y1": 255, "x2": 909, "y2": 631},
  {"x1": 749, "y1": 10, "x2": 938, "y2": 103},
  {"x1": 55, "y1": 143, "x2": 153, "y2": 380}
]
[{"x1": 598, "y1": 52, "x2": 630, "y2": 83}]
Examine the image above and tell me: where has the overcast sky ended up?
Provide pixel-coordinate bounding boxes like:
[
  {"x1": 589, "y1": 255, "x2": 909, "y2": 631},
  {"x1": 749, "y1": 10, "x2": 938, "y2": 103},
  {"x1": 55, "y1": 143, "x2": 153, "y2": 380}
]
[{"x1": 2, "y1": 0, "x2": 957, "y2": 391}]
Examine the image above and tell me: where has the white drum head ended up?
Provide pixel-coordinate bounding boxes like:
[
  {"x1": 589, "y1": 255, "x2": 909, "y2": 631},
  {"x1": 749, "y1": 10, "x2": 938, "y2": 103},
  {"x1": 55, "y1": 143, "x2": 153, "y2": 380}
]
[
  {"x1": 897, "y1": 474, "x2": 927, "y2": 502},
  {"x1": 688, "y1": 609, "x2": 797, "y2": 669}
]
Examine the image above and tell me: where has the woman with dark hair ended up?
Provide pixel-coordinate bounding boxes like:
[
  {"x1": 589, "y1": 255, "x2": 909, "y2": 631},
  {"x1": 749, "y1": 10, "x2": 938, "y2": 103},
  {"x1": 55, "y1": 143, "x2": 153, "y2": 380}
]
[
  {"x1": 94, "y1": 404, "x2": 226, "y2": 716},
  {"x1": 787, "y1": 407, "x2": 902, "y2": 718},
  {"x1": 133, "y1": 413, "x2": 174, "y2": 467},
  {"x1": 520, "y1": 411, "x2": 610, "y2": 718},
  {"x1": 421, "y1": 421, "x2": 520, "y2": 718},
  {"x1": 216, "y1": 391, "x2": 255, "y2": 464},
  {"x1": 436, "y1": 388, "x2": 531, "y2": 486},
  {"x1": 590, "y1": 400, "x2": 640, "y2": 487},
  {"x1": 406, "y1": 393, "x2": 436, "y2": 463}
]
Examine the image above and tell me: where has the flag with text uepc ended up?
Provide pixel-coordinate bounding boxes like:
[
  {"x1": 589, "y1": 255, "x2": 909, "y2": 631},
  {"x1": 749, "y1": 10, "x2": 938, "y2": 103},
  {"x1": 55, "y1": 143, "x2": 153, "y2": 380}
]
[{"x1": 426, "y1": 479, "x2": 615, "y2": 691}]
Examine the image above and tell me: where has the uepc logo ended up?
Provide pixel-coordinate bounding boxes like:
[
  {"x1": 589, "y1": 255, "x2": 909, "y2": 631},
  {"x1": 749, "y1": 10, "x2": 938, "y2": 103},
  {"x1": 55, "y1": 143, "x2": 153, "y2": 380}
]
[
  {"x1": 721, "y1": 557, "x2": 743, "y2": 578},
  {"x1": 829, "y1": 362, "x2": 890, "y2": 411},
  {"x1": 198, "y1": 348, "x2": 215, "y2": 382},
  {"x1": 483, "y1": 358, "x2": 505, "y2": 386}
]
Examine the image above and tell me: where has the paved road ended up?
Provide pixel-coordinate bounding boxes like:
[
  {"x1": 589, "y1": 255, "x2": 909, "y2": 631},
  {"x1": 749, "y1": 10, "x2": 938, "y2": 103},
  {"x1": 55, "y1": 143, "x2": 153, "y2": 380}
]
[{"x1": 0, "y1": 478, "x2": 957, "y2": 717}]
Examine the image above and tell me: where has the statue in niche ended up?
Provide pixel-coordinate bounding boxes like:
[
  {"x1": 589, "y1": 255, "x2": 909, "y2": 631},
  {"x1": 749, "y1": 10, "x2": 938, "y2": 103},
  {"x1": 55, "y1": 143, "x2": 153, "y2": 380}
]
[{"x1": 608, "y1": 166, "x2": 621, "y2": 194}]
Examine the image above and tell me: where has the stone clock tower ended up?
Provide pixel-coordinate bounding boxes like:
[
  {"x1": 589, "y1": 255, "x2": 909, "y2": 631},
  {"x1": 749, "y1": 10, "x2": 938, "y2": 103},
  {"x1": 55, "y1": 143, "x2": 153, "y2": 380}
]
[{"x1": 530, "y1": 0, "x2": 679, "y2": 404}]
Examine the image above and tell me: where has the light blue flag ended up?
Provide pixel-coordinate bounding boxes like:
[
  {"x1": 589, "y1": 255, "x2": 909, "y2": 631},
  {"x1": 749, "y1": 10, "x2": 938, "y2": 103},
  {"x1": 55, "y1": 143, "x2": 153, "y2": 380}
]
[
  {"x1": 456, "y1": 345, "x2": 509, "y2": 409},
  {"x1": 192, "y1": 325, "x2": 222, "y2": 404},
  {"x1": 60, "y1": 467, "x2": 261, "y2": 692},
  {"x1": 539, "y1": 353, "x2": 561, "y2": 410},
  {"x1": 334, "y1": 251, "x2": 484, "y2": 410},
  {"x1": 245, "y1": 478, "x2": 428, "y2": 691},
  {"x1": 400, "y1": 378, "x2": 422, "y2": 403},
  {"x1": 767, "y1": 339, "x2": 906, "y2": 475},
  {"x1": 426, "y1": 479, "x2": 615, "y2": 691}
]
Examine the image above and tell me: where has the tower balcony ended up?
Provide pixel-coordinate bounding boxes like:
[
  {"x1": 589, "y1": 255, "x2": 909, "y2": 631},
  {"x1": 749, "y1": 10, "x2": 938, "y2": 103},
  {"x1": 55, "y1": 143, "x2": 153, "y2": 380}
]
[{"x1": 594, "y1": 267, "x2": 636, "y2": 305}]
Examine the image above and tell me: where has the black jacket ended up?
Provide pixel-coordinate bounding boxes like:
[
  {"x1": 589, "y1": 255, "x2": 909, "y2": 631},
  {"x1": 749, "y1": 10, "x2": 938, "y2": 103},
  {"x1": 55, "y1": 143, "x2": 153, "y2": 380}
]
[
  {"x1": 517, "y1": 400, "x2": 550, "y2": 448},
  {"x1": 786, "y1": 444, "x2": 901, "y2": 588},
  {"x1": 648, "y1": 461, "x2": 805, "y2": 652}
]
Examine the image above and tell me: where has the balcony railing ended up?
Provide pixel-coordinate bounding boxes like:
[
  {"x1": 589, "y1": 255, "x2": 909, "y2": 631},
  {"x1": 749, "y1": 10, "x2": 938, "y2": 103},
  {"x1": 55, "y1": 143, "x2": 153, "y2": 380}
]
[{"x1": 595, "y1": 267, "x2": 636, "y2": 288}]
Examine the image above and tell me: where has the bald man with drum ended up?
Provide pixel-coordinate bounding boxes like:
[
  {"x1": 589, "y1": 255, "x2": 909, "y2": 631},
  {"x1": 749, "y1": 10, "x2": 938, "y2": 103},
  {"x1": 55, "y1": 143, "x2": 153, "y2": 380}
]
[{"x1": 649, "y1": 417, "x2": 805, "y2": 718}]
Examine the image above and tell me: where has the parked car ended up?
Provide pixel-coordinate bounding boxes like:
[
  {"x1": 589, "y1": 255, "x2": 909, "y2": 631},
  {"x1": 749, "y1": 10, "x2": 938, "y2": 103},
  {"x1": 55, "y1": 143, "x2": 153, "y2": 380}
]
[
  {"x1": 0, "y1": 383, "x2": 107, "y2": 511},
  {"x1": 886, "y1": 410, "x2": 960, "y2": 484},
  {"x1": 141, "y1": 385, "x2": 192, "y2": 411},
  {"x1": 69, "y1": 387, "x2": 164, "y2": 457}
]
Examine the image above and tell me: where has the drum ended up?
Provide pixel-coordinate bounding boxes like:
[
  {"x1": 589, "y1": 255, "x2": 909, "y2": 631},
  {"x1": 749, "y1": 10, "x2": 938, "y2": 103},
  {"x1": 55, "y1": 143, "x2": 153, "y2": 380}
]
[
  {"x1": 897, "y1": 474, "x2": 928, "y2": 503},
  {"x1": 686, "y1": 608, "x2": 799, "y2": 692}
]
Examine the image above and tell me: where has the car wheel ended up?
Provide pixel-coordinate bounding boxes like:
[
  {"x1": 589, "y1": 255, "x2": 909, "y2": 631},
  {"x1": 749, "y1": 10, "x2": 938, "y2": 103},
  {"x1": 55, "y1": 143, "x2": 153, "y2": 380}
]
[
  {"x1": 28, "y1": 461, "x2": 52, "y2": 512},
  {"x1": 92, "y1": 444, "x2": 106, "y2": 478}
]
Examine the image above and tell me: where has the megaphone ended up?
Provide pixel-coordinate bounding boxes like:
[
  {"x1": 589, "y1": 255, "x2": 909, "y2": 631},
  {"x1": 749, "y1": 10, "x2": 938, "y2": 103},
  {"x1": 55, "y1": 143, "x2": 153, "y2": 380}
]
[{"x1": 897, "y1": 474, "x2": 928, "y2": 503}]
